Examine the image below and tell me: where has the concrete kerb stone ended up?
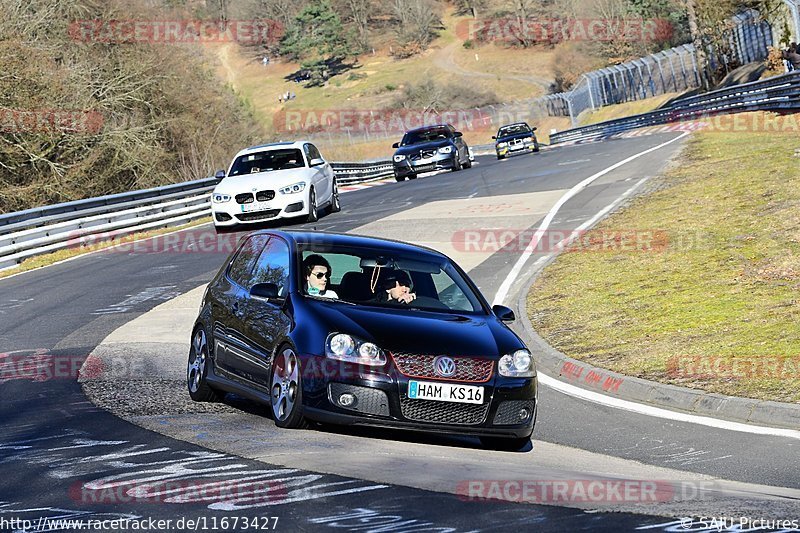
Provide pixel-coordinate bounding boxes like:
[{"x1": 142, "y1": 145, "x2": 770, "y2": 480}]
[{"x1": 514, "y1": 246, "x2": 800, "y2": 431}]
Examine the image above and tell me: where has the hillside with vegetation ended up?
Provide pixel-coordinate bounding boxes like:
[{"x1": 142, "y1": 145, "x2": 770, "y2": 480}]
[{"x1": 0, "y1": 0, "x2": 779, "y2": 212}]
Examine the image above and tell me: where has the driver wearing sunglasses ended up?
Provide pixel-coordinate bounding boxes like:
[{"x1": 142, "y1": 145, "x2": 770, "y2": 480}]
[{"x1": 303, "y1": 254, "x2": 339, "y2": 299}]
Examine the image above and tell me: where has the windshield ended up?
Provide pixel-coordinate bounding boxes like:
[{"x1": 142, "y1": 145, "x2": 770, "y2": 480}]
[
  {"x1": 498, "y1": 124, "x2": 530, "y2": 137},
  {"x1": 228, "y1": 149, "x2": 305, "y2": 177},
  {"x1": 401, "y1": 127, "x2": 451, "y2": 146},
  {"x1": 297, "y1": 244, "x2": 485, "y2": 314}
]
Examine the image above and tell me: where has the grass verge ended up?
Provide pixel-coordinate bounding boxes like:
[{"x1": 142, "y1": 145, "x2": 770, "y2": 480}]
[
  {"x1": 0, "y1": 218, "x2": 213, "y2": 281},
  {"x1": 527, "y1": 113, "x2": 800, "y2": 403}
]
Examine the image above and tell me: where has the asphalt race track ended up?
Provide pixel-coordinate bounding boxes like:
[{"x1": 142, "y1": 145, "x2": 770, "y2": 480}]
[{"x1": 2, "y1": 133, "x2": 798, "y2": 532}]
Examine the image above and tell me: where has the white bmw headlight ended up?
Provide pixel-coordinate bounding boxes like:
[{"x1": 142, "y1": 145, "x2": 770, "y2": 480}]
[
  {"x1": 393, "y1": 155, "x2": 406, "y2": 162},
  {"x1": 279, "y1": 182, "x2": 306, "y2": 195},
  {"x1": 326, "y1": 333, "x2": 386, "y2": 366},
  {"x1": 523, "y1": 137, "x2": 533, "y2": 142},
  {"x1": 499, "y1": 349, "x2": 535, "y2": 378},
  {"x1": 212, "y1": 193, "x2": 231, "y2": 203},
  {"x1": 497, "y1": 142, "x2": 508, "y2": 148},
  {"x1": 438, "y1": 146, "x2": 453, "y2": 154}
]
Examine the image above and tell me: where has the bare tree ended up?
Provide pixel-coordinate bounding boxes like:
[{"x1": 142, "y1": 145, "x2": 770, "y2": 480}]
[
  {"x1": 392, "y1": 0, "x2": 441, "y2": 46},
  {"x1": 339, "y1": 0, "x2": 372, "y2": 51}
]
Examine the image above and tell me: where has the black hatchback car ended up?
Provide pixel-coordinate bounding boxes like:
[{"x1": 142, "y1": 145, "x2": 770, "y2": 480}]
[
  {"x1": 392, "y1": 124, "x2": 472, "y2": 182},
  {"x1": 188, "y1": 231, "x2": 537, "y2": 450},
  {"x1": 493, "y1": 122, "x2": 539, "y2": 160}
]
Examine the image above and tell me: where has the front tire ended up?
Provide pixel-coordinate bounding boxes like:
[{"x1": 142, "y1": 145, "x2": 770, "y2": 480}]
[
  {"x1": 187, "y1": 326, "x2": 220, "y2": 402},
  {"x1": 305, "y1": 187, "x2": 318, "y2": 223},
  {"x1": 451, "y1": 154, "x2": 462, "y2": 172},
  {"x1": 329, "y1": 181, "x2": 341, "y2": 213},
  {"x1": 270, "y1": 346, "x2": 308, "y2": 429},
  {"x1": 395, "y1": 175, "x2": 405, "y2": 182}
]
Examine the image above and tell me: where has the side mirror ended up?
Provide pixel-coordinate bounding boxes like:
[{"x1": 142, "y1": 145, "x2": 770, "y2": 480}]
[
  {"x1": 392, "y1": 142, "x2": 400, "y2": 148},
  {"x1": 532, "y1": 127, "x2": 537, "y2": 131},
  {"x1": 250, "y1": 283, "x2": 280, "y2": 300},
  {"x1": 309, "y1": 157, "x2": 325, "y2": 167},
  {"x1": 453, "y1": 131, "x2": 463, "y2": 137},
  {"x1": 492, "y1": 304, "x2": 516, "y2": 323},
  {"x1": 491, "y1": 136, "x2": 496, "y2": 140},
  {"x1": 214, "y1": 170, "x2": 226, "y2": 179}
]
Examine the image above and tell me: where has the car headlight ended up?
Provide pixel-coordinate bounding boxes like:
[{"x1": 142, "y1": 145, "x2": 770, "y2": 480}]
[
  {"x1": 393, "y1": 155, "x2": 406, "y2": 163},
  {"x1": 523, "y1": 137, "x2": 533, "y2": 142},
  {"x1": 438, "y1": 146, "x2": 453, "y2": 154},
  {"x1": 326, "y1": 333, "x2": 386, "y2": 366},
  {"x1": 212, "y1": 193, "x2": 231, "y2": 203},
  {"x1": 497, "y1": 142, "x2": 508, "y2": 148},
  {"x1": 499, "y1": 349, "x2": 535, "y2": 378},
  {"x1": 278, "y1": 182, "x2": 306, "y2": 195}
]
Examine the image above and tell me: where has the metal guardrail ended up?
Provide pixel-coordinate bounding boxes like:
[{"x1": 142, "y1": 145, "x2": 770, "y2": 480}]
[
  {"x1": 0, "y1": 160, "x2": 393, "y2": 271},
  {"x1": 330, "y1": 161, "x2": 394, "y2": 184},
  {"x1": 549, "y1": 71, "x2": 800, "y2": 145}
]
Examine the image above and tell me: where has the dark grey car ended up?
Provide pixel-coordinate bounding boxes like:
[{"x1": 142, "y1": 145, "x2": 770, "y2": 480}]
[{"x1": 392, "y1": 124, "x2": 472, "y2": 182}]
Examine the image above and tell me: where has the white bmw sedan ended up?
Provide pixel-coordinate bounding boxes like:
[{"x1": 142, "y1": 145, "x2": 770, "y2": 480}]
[{"x1": 211, "y1": 141, "x2": 340, "y2": 230}]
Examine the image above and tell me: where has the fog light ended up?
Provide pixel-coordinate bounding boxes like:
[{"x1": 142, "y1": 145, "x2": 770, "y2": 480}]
[
  {"x1": 519, "y1": 408, "x2": 531, "y2": 420},
  {"x1": 339, "y1": 393, "x2": 355, "y2": 407}
]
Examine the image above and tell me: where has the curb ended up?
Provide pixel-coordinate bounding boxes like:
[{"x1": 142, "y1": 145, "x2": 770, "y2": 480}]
[{"x1": 511, "y1": 222, "x2": 800, "y2": 432}]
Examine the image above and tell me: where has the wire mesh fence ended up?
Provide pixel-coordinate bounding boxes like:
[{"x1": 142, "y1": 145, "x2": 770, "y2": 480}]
[
  {"x1": 552, "y1": 9, "x2": 773, "y2": 125},
  {"x1": 293, "y1": 10, "x2": 774, "y2": 147}
]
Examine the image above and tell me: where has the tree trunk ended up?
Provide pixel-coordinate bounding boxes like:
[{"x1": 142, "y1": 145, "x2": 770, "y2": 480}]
[{"x1": 685, "y1": 0, "x2": 709, "y2": 90}]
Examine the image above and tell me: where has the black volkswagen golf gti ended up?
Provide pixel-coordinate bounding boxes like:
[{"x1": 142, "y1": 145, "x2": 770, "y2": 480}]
[{"x1": 188, "y1": 231, "x2": 537, "y2": 450}]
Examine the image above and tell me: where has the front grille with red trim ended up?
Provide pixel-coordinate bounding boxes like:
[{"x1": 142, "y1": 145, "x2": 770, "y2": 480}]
[{"x1": 389, "y1": 352, "x2": 494, "y2": 383}]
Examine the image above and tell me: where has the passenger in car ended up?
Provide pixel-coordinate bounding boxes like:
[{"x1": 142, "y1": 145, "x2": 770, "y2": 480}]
[
  {"x1": 375, "y1": 269, "x2": 416, "y2": 305},
  {"x1": 303, "y1": 255, "x2": 339, "y2": 299}
]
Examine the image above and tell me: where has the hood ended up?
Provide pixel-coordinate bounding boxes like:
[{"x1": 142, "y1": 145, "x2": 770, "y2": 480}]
[
  {"x1": 394, "y1": 139, "x2": 454, "y2": 156},
  {"x1": 301, "y1": 298, "x2": 523, "y2": 358},
  {"x1": 214, "y1": 167, "x2": 315, "y2": 194},
  {"x1": 496, "y1": 131, "x2": 534, "y2": 143}
]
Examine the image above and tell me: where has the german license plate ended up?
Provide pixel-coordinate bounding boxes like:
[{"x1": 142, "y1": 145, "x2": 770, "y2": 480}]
[
  {"x1": 241, "y1": 202, "x2": 271, "y2": 213},
  {"x1": 408, "y1": 380, "x2": 484, "y2": 405}
]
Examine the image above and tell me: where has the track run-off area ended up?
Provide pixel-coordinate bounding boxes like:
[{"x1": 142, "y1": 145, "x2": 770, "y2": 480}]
[{"x1": 1, "y1": 132, "x2": 798, "y2": 533}]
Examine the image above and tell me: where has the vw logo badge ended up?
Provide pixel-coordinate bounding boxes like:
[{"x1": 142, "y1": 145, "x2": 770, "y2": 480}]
[{"x1": 433, "y1": 356, "x2": 456, "y2": 378}]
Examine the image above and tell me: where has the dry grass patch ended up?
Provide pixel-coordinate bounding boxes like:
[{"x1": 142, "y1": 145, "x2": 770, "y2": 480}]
[{"x1": 528, "y1": 114, "x2": 800, "y2": 403}]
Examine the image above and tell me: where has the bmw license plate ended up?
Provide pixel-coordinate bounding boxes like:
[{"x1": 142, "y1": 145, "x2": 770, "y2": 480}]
[
  {"x1": 408, "y1": 380, "x2": 484, "y2": 405},
  {"x1": 241, "y1": 202, "x2": 270, "y2": 213}
]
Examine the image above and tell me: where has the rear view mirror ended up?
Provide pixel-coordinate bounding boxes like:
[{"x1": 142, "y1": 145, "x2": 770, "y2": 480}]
[
  {"x1": 214, "y1": 170, "x2": 226, "y2": 179},
  {"x1": 492, "y1": 305, "x2": 516, "y2": 322},
  {"x1": 532, "y1": 127, "x2": 537, "y2": 131},
  {"x1": 491, "y1": 136, "x2": 496, "y2": 140},
  {"x1": 251, "y1": 283, "x2": 280, "y2": 300},
  {"x1": 309, "y1": 158, "x2": 325, "y2": 167},
  {"x1": 454, "y1": 131, "x2": 463, "y2": 137},
  {"x1": 392, "y1": 142, "x2": 400, "y2": 148}
]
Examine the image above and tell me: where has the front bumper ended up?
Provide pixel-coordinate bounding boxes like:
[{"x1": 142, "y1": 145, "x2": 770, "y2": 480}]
[
  {"x1": 496, "y1": 140, "x2": 538, "y2": 157},
  {"x1": 393, "y1": 153, "x2": 456, "y2": 177},
  {"x1": 299, "y1": 355, "x2": 537, "y2": 438},
  {"x1": 212, "y1": 195, "x2": 309, "y2": 226}
]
